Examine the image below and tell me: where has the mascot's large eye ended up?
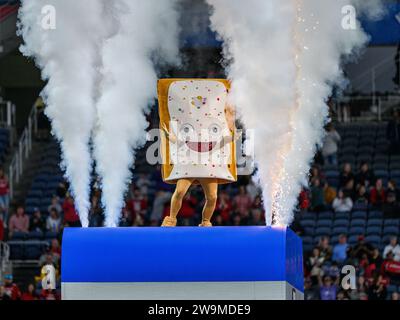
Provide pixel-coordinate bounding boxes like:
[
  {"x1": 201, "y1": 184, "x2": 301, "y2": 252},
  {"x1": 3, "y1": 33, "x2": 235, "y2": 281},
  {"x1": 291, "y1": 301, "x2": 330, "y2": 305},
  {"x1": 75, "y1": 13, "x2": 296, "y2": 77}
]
[
  {"x1": 209, "y1": 123, "x2": 221, "y2": 135},
  {"x1": 180, "y1": 123, "x2": 194, "y2": 135}
]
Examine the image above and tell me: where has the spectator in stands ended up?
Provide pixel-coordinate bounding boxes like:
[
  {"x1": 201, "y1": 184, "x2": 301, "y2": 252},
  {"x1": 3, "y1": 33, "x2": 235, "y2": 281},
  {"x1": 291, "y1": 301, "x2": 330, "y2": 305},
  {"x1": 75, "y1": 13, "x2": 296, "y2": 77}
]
[
  {"x1": 304, "y1": 277, "x2": 320, "y2": 300},
  {"x1": 332, "y1": 189, "x2": 353, "y2": 213},
  {"x1": 179, "y1": 191, "x2": 197, "y2": 225},
  {"x1": 298, "y1": 188, "x2": 310, "y2": 212},
  {"x1": 382, "y1": 191, "x2": 400, "y2": 219},
  {"x1": 323, "y1": 181, "x2": 336, "y2": 206},
  {"x1": 352, "y1": 235, "x2": 374, "y2": 260},
  {"x1": 317, "y1": 236, "x2": 333, "y2": 261},
  {"x1": 2, "y1": 274, "x2": 21, "y2": 300},
  {"x1": 370, "y1": 248, "x2": 384, "y2": 271},
  {"x1": 367, "y1": 273, "x2": 387, "y2": 300},
  {"x1": 380, "y1": 251, "x2": 400, "y2": 285},
  {"x1": 0, "y1": 168, "x2": 9, "y2": 225},
  {"x1": 8, "y1": 206, "x2": 29, "y2": 238},
  {"x1": 370, "y1": 179, "x2": 386, "y2": 209},
  {"x1": 0, "y1": 213, "x2": 3, "y2": 241},
  {"x1": 307, "y1": 248, "x2": 325, "y2": 285},
  {"x1": 332, "y1": 234, "x2": 349, "y2": 264},
  {"x1": 319, "y1": 275, "x2": 338, "y2": 300},
  {"x1": 30, "y1": 208, "x2": 45, "y2": 233},
  {"x1": 321, "y1": 123, "x2": 341, "y2": 166},
  {"x1": 56, "y1": 182, "x2": 67, "y2": 199},
  {"x1": 383, "y1": 237, "x2": 400, "y2": 261},
  {"x1": 21, "y1": 283, "x2": 38, "y2": 301},
  {"x1": 126, "y1": 188, "x2": 148, "y2": 222},
  {"x1": 387, "y1": 180, "x2": 400, "y2": 201},
  {"x1": 46, "y1": 208, "x2": 62, "y2": 233},
  {"x1": 89, "y1": 195, "x2": 103, "y2": 227},
  {"x1": 353, "y1": 185, "x2": 369, "y2": 209},
  {"x1": 62, "y1": 196, "x2": 81, "y2": 227},
  {"x1": 246, "y1": 180, "x2": 261, "y2": 201},
  {"x1": 339, "y1": 163, "x2": 354, "y2": 188},
  {"x1": 250, "y1": 208, "x2": 264, "y2": 226},
  {"x1": 120, "y1": 207, "x2": 133, "y2": 227},
  {"x1": 355, "y1": 162, "x2": 375, "y2": 189},
  {"x1": 135, "y1": 173, "x2": 151, "y2": 195},
  {"x1": 342, "y1": 179, "x2": 356, "y2": 200},
  {"x1": 310, "y1": 165, "x2": 325, "y2": 183},
  {"x1": 391, "y1": 292, "x2": 400, "y2": 301},
  {"x1": 387, "y1": 108, "x2": 400, "y2": 154},
  {"x1": 47, "y1": 196, "x2": 62, "y2": 215},
  {"x1": 150, "y1": 190, "x2": 171, "y2": 224},
  {"x1": 214, "y1": 190, "x2": 232, "y2": 223},
  {"x1": 336, "y1": 291, "x2": 349, "y2": 300},
  {"x1": 310, "y1": 179, "x2": 326, "y2": 212},
  {"x1": 233, "y1": 186, "x2": 252, "y2": 216},
  {"x1": 50, "y1": 239, "x2": 61, "y2": 265}
]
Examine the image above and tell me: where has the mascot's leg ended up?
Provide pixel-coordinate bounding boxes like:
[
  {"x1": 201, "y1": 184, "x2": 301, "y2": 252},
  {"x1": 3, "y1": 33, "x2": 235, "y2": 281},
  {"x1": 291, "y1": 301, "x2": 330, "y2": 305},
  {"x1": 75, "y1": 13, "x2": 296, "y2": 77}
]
[
  {"x1": 161, "y1": 178, "x2": 193, "y2": 227},
  {"x1": 198, "y1": 179, "x2": 218, "y2": 227}
]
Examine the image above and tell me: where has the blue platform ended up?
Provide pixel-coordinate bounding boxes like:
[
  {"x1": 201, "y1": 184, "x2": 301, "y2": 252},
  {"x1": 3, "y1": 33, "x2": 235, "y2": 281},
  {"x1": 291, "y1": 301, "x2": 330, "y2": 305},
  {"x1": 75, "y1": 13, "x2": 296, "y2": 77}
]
[{"x1": 62, "y1": 226, "x2": 303, "y2": 300}]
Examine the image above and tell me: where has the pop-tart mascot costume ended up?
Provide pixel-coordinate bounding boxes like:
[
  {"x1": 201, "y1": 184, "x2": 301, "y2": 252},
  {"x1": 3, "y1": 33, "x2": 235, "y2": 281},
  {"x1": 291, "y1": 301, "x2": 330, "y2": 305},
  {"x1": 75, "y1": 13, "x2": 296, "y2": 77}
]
[{"x1": 158, "y1": 79, "x2": 240, "y2": 227}]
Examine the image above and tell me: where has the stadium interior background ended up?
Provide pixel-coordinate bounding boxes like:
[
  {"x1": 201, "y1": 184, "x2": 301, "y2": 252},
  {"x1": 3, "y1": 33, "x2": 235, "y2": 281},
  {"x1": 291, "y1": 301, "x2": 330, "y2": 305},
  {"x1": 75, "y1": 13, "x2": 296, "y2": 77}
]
[{"x1": 0, "y1": 0, "x2": 400, "y2": 301}]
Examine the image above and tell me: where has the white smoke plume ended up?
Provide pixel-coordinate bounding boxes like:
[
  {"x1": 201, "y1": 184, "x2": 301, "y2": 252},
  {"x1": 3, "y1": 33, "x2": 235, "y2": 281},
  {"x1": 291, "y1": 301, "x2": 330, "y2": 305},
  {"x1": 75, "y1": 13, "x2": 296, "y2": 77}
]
[
  {"x1": 207, "y1": 0, "x2": 384, "y2": 226},
  {"x1": 18, "y1": 0, "x2": 110, "y2": 227},
  {"x1": 94, "y1": 0, "x2": 181, "y2": 227}
]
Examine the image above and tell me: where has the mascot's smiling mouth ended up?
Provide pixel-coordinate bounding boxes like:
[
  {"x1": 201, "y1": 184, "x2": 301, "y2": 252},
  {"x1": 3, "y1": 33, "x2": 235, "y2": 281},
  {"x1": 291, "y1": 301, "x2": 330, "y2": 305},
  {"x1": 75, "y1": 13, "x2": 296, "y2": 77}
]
[{"x1": 186, "y1": 141, "x2": 217, "y2": 152}]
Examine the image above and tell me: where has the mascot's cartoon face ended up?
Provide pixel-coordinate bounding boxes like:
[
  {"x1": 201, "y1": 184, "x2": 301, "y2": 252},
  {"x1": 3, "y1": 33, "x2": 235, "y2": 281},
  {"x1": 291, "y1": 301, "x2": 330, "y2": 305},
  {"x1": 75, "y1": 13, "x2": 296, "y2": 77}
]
[{"x1": 158, "y1": 79, "x2": 237, "y2": 184}]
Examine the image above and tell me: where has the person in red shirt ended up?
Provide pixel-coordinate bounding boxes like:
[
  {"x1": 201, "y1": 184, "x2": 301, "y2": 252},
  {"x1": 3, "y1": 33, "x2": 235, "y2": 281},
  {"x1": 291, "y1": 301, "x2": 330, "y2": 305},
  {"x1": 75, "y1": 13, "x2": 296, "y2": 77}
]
[
  {"x1": 126, "y1": 188, "x2": 148, "y2": 223},
  {"x1": 21, "y1": 283, "x2": 38, "y2": 301},
  {"x1": 179, "y1": 191, "x2": 197, "y2": 225},
  {"x1": 233, "y1": 186, "x2": 252, "y2": 216},
  {"x1": 0, "y1": 168, "x2": 10, "y2": 223},
  {"x1": 2, "y1": 274, "x2": 21, "y2": 300},
  {"x1": 62, "y1": 196, "x2": 81, "y2": 227},
  {"x1": 215, "y1": 190, "x2": 232, "y2": 222},
  {"x1": 370, "y1": 179, "x2": 386, "y2": 208}
]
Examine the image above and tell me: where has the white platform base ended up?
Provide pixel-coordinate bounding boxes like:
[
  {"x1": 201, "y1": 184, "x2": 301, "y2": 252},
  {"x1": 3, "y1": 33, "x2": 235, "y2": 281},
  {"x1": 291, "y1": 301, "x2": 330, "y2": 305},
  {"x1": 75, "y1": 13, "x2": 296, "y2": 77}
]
[{"x1": 62, "y1": 281, "x2": 304, "y2": 300}]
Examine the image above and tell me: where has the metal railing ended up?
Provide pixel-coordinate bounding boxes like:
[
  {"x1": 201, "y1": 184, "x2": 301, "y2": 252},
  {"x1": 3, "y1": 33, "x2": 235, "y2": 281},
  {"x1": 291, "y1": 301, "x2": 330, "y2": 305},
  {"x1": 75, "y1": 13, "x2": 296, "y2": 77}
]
[
  {"x1": 336, "y1": 94, "x2": 400, "y2": 123},
  {"x1": 8, "y1": 104, "x2": 37, "y2": 199}
]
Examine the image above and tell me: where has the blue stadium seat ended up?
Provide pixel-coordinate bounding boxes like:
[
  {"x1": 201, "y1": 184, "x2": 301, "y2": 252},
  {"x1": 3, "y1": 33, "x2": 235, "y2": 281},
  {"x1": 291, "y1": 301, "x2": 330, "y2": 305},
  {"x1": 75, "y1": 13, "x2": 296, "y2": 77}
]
[
  {"x1": 384, "y1": 219, "x2": 400, "y2": 227},
  {"x1": 351, "y1": 219, "x2": 367, "y2": 227},
  {"x1": 300, "y1": 220, "x2": 315, "y2": 228},
  {"x1": 316, "y1": 219, "x2": 333, "y2": 228},
  {"x1": 334, "y1": 212, "x2": 350, "y2": 220},
  {"x1": 366, "y1": 226, "x2": 381, "y2": 236},
  {"x1": 302, "y1": 236, "x2": 313, "y2": 245},
  {"x1": 375, "y1": 170, "x2": 389, "y2": 179},
  {"x1": 333, "y1": 219, "x2": 349, "y2": 227},
  {"x1": 369, "y1": 211, "x2": 383, "y2": 219},
  {"x1": 383, "y1": 226, "x2": 399, "y2": 235},
  {"x1": 44, "y1": 231, "x2": 58, "y2": 239},
  {"x1": 8, "y1": 241, "x2": 24, "y2": 260},
  {"x1": 349, "y1": 226, "x2": 365, "y2": 236},
  {"x1": 352, "y1": 203, "x2": 368, "y2": 212},
  {"x1": 365, "y1": 235, "x2": 381, "y2": 247},
  {"x1": 303, "y1": 227, "x2": 315, "y2": 236},
  {"x1": 367, "y1": 219, "x2": 383, "y2": 227},
  {"x1": 25, "y1": 241, "x2": 45, "y2": 260},
  {"x1": 348, "y1": 235, "x2": 359, "y2": 245},
  {"x1": 318, "y1": 212, "x2": 334, "y2": 220},
  {"x1": 315, "y1": 227, "x2": 331, "y2": 237},
  {"x1": 11, "y1": 232, "x2": 27, "y2": 240},
  {"x1": 352, "y1": 211, "x2": 367, "y2": 219},
  {"x1": 332, "y1": 227, "x2": 348, "y2": 236},
  {"x1": 27, "y1": 230, "x2": 43, "y2": 240}
]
